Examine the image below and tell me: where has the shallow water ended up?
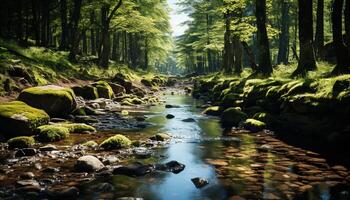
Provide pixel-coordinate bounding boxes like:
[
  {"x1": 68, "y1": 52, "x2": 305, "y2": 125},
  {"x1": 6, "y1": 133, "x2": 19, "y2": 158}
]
[
  {"x1": 80, "y1": 94, "x2": 350, "y2": 200},
  {"x1": 1, "y1": 94, "x2": 350, "y2": 200}
]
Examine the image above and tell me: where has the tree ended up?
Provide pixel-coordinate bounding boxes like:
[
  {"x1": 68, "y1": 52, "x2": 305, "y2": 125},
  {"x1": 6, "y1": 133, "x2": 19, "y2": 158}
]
[
  {"x1": 68, "y1": 0, "x2": 83, "y2": 62},
  {"x1": 223, "y1": 11, "x2": 234, "y2": 74},
  {"x1": 60, "y1": 0, "x2": 69, "y2": 50},
  {"x1": 99, "y1": 0, "x2": 123, "y2": 68},
  {"x1": 331, "y1": 0, "x2": 350, "y2": 75},
  {"x1": 292, "y1": 0, "x2": 317, "y2": 77},
  {"x1": 315, "y1": 0, "x2": 324, "y2": 59},
  {"x1": 345, "y1": 0, "x2": 350, "y2": 54},
  {"x1": 277, "y1": 0, "x2": 290, "y2": 65},
  {"x1": 256, "y1": 0, "x2": 272, "y2": 75}
]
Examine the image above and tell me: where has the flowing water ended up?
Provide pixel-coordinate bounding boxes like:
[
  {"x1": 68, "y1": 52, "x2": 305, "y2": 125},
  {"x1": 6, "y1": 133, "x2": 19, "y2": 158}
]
[
  {"x1": 1, "y1": 94, "x2": 350, "y2": 200},
  {"x1": 80, "y1": 94, "x2": 350, "y2": 200}
]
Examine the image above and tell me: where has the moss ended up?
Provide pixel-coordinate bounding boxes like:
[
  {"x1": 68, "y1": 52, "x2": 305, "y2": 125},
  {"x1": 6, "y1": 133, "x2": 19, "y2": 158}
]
[
  {"x1": 202, "y1": 106, "x2": 223, "y2": 116},
  {"x1": 0, "y1": 101, "x2": 50, "y2": 136},
  {"x1": 99, "y1": 134, "x2": 132, "y2": 150},
  {"x1": 18, "y1": 85, "x2": 77, "y2": 117},
  {"x1": 221, "y1": 107, "x2": 247, "y2": 127},
  {"x1": 58, "y1": 123, "x2": 96, "y2": 133},
  {"x1": 37, "y1": 125, "x2": 70, "y2": 142},
  {"x1": 243, "y1": 119, "x2": 266, "y2": 132},
  {"x1": 8, "y1": 136, "x2": 35, "y2": 149},
  {"x1": 82, "y1": 140, "x2": 98, "y2": 148},
  {"x1": 92, "y1": 81, "x2": 115, "y2": 99}
]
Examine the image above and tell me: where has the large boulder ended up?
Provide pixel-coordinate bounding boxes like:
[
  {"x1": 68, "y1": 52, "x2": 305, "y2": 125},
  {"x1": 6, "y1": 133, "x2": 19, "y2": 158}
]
[
  {"x1": 72, "y1": 85, "x2": 99, "y2": 100},
  {"x1": 18, "y1": 85, "x2": 77, "y2": 117},
  {"x1": 92, "y1": 81, "x2": 115, "y2": 99},
  {"x1": 221, "y1": 107, "x2": 247, "y2": 127},
  {"x1": 0, "y1": 101, "x2": 49, "y2": 137},
  {"x1": 112, "y1": 73, "x2": 133, "y2": 93}
]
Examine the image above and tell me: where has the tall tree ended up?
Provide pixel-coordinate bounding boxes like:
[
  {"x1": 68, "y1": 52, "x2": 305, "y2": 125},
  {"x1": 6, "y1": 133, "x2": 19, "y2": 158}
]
[
  {"x1": 345, "y1": 0, "x2": 350, "y2": 54},
  {"x1": 99, "y1": 0, "x2": 123, "y2": 68},
  {"x1": 256, "y1": 0, "x2": 272, "y2": 75},
  {"x1": 315, "y1": 0, "x2": 324, "y2": 59},
  {"x1": 223, "y1": 11, "x2": 233, "y2": 74},
  {"x1": 331, "y1": 0, "x2": 350, "y2": 75},
  {"x1": 68, "y1": 0, "x2": 83, "y2": 62},
  {"x1": 277, "y1": 0, "x2": 290, "y2": 65},
  {"x1": 60, "y1": 0, "x2": 69, "y2": 50},
  {"x1": 292, "y1": 0, "x2": 317, "y2": 77}
]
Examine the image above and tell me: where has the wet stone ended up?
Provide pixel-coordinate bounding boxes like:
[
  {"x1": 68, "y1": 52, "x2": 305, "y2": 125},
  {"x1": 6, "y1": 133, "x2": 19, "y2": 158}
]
[
  {"x1": 155, "y1": 161, "x2": 185, "y2": 174},
  {"x1": 113, "y1": 163, "x2": 155, "y2": 177},
  {"x1": 166, "y1": 114, "x2": 175, "y2": 119},
  {"x1": 19, "y1": 172, "x2": 35, "y2": 180},
  {"x1": 15, "y1": 148, "x2": 37, "y2": 157},
  {"x1": 42, "y1": 167, "x2": 60, "y2": 173},
  {"x1": 182, "y1": 118, "x2": 196, "y2": 122},
  {"x1": 75, "y1": 155, "x2": 105, "y2": 172},
  {"x1": 191, "y1": 177, "x2": 209, "y2": 188},
  {"x1": 16, "y1": 180, "x2": 40, "y2": 188},
  {"x1": 39, "y1": 144, "x2": 58, "y2": 152},
  {"x1": 44, "y1": 187, "x2": 80, "y2": 199}
]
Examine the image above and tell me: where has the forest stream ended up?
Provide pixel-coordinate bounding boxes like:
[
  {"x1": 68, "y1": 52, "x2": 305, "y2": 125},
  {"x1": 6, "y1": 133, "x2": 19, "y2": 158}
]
[{"x1": 1, "y1": 88, "x2": 350, "y2": 200}]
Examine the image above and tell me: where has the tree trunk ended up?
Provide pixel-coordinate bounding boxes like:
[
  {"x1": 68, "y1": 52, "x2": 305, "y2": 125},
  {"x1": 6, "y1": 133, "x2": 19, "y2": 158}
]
[
  {"x1": 82, "y1": 30, "x2": 87, "y2": 55},
  {"x1": 233, "y1": 37, "x2": 242, "y2": 74},
  {"x1": 277, "y1": 0, "x2": 290, "y2": 65},
  {"x1": 315, "y1": 0, "x2": 324, "y2": 59},
  {"x1": 223, "y1": 12, "x2": 234, "y2": 74},
  {"x1": 256, "y1": 0, "x2": 272, "y2": 75},
  {"x1": 112, "y1": 32, "x2": 119, "y2": 61},
  {"x1": 60, "y1": 0, "x2": 68, "y2": 50},
  {"x1": 68, "y1": 0, "x2": 83, "y2": 62},
  {"x1": 90, "y1": 10, "x2": 96, "y2": 55},
  {"x1": 144, "y1": 36, "x2": 149, "y2": 70},
  {"x1": 242, "y1": 41, "x2": 258, "y2": 70},
  {"x1": 292, "y1": 0, "x2": 317, "y2": 77},
  {"x1": 345, "y1": 0, "x2": 350, "y2": 54},
  {"x1": 16, "y1": 0, "x2": 24, "y2": 43},
  {"x1": 331, "y1": 0, "x2": 350, "y2": 75},
  {"x1": 99, "y1": 5, "x2": 110, "y2": 68},
  {"x1": 31, "y1": 0, "x2": 40, "y2": 45}
]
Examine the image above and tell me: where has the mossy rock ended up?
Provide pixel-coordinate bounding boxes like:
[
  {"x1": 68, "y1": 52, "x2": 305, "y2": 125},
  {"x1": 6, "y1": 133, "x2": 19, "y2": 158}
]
[
  {"x1": 58, "y1": 123, "x2": 96, "y2": 133},
  {"x1": 221, "y1": 107, "x2": 247, "y2": 127},
  {"x1": 109, "y1": 83, "x2": 126, "y2": 96},
  {"x1": 243, "y1": 119, "x2": 266, "y2": 132},
  {"x1": 0, "y1": 101, "x2": 50, "y2": 137},
  {"x1": 141, "y1": 78, "x2": 154, "y2": 87},
  {"x1": 92, "y1": 81, "x2": 115, "y2": 99},
  {"x1": 202, "y1": 106, "x2": 223, "y2": 116},
  {"x1": 150, "y1": 133, "x2": 171, "y2": 141},
  {"x1": 253, "y1": 112, "x2": 278, "y2": 127},
  {"x1": 220, "y1": 93, "x2": 241, "y2": 108},
  {"x1": 37, "y1": 125, "x2": 70, "y2": 142},
  {"x1": 99, "y1": 134, "x2": 132, "y2": 150},
  {"x1": 8, "y1": 136, "x2": 35, "y2": 149},
  {"x1": 72, "y1": 85, "x2": 99, "y2": 100},
  {"x1": 82, "y1": 141, "x2": 98, "y2": 148},
  {"x1": 18, "y1": 85, "x2": 77, "y2": 117}
]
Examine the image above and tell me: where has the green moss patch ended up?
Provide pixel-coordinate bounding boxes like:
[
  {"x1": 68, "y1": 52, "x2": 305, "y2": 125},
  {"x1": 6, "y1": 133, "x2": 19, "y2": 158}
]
[
  {"x1": 0, "y1": 101, "x2": 50, "y2": 137},
  {"x1": 58, "y1": 123, "x2": 96, "y2": 133},
  {"x1": 82, "y1": 140, "x2": 98, "y2": 148},
  {"x1": 202, "y1": 106, "x2": 223, "y2": 116},
  {"x1": 37, "y1": 125, "x2": 70, "y2": 142},
  {"x1": 221, "y1": 107, "x2": 247, "y2": 127},
  {"x1": 8, "y1": 136, "x2": 35, "y2": 149},
  {"x1": 99, "y1": 134, "x2": 132, "y2": 150},
  {"x1": 18, "y1": 85, "x2": 77, "y2": 117}
]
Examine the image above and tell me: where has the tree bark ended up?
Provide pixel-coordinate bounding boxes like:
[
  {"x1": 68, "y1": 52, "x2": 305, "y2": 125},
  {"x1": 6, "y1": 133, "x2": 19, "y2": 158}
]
[
  {"x1": 233, "y1": 37, "x2": 242, "y2": 74},
  {"x1": 315, "y1": 0, "x2": 325, "y2": 59},
  {"x1": 331, "y1": 0, "x2": 350, "y2": 75},
  {"x1": 223, "y1": 12, "x2": 234, "y2": 74},
  {"x1": 68, "y1": 0, "x2": 83, "y2": 62},
  {"x1": 277, "y1": 0, "x2": 290, "y2": 65},
  {"x1": 256, "y1": 0, "x2": 272, "y2": 75},
  {"x1": 345, "y1": 0, "x2": 350, "y2": 54},
  {"x1": 112, "y1": 32, "x2": 119, "y2": 61},
  {"x1": 242, "y1": 41, "x2": 258, "y2": 70},
  {"x1": 90, "y1": 10, "x2": 96, "y2": 55},
  {"x1": 82, "y1": 30, "x2": 87, "y2": 55},
  {"x1": 60, "y1": 0, "x2": 68, "y2": 50},
  {"x1": 292, "y1": 0, "x2": 317, "y2": 77}
]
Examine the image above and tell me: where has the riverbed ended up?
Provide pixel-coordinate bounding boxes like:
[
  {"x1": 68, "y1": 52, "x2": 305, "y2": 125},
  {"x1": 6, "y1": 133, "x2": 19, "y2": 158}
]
[{"x1": 1, "y1": 93, "x2": 350, "y2": 200}]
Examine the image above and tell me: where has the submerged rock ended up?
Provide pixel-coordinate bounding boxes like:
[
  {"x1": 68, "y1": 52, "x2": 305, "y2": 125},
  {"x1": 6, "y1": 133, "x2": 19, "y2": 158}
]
[
  {"x1": 191, "y1": 177, "x2": 209, "y2": 188},
  {"x1": 75, "y1": 155, "x2": 105, "y2": 172},
  {"x1": 44, "y1": 187, "x2": 80, "y2": 199},
  {"x1": 166, "y1": 114, "x2": 175, "y2": 119},
  {"x1": 18, "y1": 85, "x2": 77, "y2": 117},
  {"x1": 155, "y1": 161, "x2": 185, "y2": 174},
  {"x1": 113, "y1": 163, "x2": 155, "y2": 177},
  {"x1": 182, "y1": 118, "x2": 196, "y2": 122},
  {"x1": 16, "y1": 179, "x2": 40, "y2": 187},
  {"x1": 0, "y1": 101, "x2": 49, "y2": 137},
  {"x1": 150, "y1": 133, "x2": 171, "y2": 141}
]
